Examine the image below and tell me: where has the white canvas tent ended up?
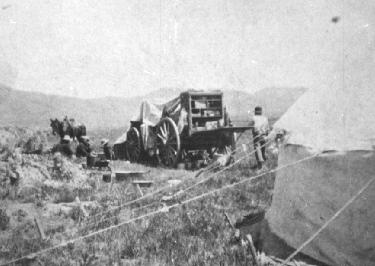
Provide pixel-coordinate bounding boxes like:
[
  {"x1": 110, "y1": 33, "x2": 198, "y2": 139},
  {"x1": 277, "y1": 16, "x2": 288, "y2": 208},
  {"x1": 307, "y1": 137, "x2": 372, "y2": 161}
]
[
  {"x1": 266, "y1": 3, "x2": 375, "y2": 264},
  {"x1": 274, "y1": 87, "x2": 375, "y2": 152},
  {"x1": 266, "y1": 86, "x2": 375, "y2": 266}
]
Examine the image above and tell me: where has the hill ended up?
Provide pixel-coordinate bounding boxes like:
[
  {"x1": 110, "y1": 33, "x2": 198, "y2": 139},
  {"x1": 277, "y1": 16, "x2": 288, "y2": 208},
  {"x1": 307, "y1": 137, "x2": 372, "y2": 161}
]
[
  {"x1": 0, "y1": 86, "x2": 307, "y2": 130},
  {"x1": 0, "y1": 87, "x2": 138, "y2": 130}
]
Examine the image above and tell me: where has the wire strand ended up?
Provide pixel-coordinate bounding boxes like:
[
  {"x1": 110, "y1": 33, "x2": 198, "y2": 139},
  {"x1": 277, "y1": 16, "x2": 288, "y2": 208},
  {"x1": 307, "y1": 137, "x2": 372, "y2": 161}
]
[
  {"x1": 84, "y1": 137, "x2": 266, "y2": 228},
  {"x1": 175, "y1": 138, "x2": 274, "y2": 196},
  {"x1": 84, "y1": 135, "x2": 268, "y2": 226},
  {"x1": 0, "y1": 151, "x2": 317, "y2": 266}
]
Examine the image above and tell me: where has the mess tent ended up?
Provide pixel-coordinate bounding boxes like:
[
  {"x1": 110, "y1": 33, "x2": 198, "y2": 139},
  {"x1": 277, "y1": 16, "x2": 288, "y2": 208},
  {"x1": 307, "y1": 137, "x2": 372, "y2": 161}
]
[{"x1": 266, "y1": 85, "x2": 375, "y2": 266}]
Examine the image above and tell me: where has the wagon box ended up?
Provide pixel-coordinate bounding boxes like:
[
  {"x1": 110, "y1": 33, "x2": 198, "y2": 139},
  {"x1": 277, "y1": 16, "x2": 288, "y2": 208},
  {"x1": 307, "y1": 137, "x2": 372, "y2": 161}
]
[{"x1": 121, "y1": 90, "x2": 252, "y2": 167}]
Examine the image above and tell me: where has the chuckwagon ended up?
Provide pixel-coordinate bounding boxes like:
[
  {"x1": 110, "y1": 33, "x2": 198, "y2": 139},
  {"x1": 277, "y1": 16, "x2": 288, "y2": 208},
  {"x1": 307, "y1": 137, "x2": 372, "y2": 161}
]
[{"x1": 117, "y1": 90, "x2": 251, "y2": 167}]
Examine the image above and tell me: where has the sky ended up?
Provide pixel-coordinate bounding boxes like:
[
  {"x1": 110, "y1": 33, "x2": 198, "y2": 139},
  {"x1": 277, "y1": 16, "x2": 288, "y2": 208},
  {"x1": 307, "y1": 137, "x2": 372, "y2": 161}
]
[{"x1": 0, "y1": 0, "x2": 373, "y2": 98}]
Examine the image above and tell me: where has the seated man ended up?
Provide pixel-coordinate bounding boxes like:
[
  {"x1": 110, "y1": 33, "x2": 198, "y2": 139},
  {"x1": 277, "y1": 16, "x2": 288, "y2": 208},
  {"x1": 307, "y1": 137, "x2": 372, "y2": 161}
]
[
  {"x1": 86, "y1": 151, "x2": 98, "y2": 168},
  {"x1": 52, "y1": 135, "x2": 74, "y2": 158},
  {"x1": 76, "y1": 136, "x2": 91, "y2": 158}
]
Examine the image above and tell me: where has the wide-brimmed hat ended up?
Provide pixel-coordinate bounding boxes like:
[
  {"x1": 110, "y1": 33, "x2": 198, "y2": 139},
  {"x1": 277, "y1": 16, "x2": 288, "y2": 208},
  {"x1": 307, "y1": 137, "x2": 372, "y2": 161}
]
[
  {"x1": 100, "y1": 138, "x2": 109, "y2": 146},
  {"x1": 81, "y1": 136, "x2": 90, "y2": 141},
  {"x1": 63, "y1": 135, "x2": 71, "y2": 142}
]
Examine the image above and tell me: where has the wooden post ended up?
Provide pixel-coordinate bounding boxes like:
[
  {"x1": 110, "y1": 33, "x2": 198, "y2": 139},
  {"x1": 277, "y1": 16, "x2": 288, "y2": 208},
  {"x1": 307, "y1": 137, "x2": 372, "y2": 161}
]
[
  {"x1": 34, "y1": 217, "x2": 46, "y2": 240},
  {"x1": 134, "y1": 183, "x2": 144, "y2": 197},
  {"x1": 223, "y1": 211, "x2": 241, "y2": 240},
  {"x1": 246, "y1": 234, "x2": 260, "y2": 266},
  {"x1": 107, "y1": 172, "x2": 115, "y2": 193},
  {"x1": 223, "y1": 211, "x2": 235, "y2": 229},
  {"x1": 96, "y1": 175, "x2": 101, "y2": 189}
]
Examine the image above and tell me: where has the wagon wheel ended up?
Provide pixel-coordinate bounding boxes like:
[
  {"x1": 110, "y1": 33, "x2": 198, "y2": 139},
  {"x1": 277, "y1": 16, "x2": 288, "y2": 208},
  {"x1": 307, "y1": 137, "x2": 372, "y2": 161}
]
[
  {"x1": 156, "y1": 117, "x2": 181, "y2": 167},
  {"x1": 125, "y1": 127, "x2": 141, "y2": 163}
]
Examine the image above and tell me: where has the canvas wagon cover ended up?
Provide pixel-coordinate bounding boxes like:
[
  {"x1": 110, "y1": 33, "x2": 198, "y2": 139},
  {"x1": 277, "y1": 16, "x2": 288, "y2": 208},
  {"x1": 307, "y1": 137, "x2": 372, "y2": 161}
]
[
  {"x1": 114, "y1": 132, "x2": 127, "y2": 145},
  {"x1": 133, "y1": 96, "x2": 181, "y2": 126},
  {"x1": 115, "y1": 96, "x2": 182, "y2": 145}
]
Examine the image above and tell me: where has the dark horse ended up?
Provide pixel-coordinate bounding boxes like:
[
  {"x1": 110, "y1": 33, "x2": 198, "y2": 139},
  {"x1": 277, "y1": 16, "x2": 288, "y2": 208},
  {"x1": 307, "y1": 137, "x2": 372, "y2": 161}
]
[{"x1": 50, "y1": 117, "x2": 87, "y2": 142}]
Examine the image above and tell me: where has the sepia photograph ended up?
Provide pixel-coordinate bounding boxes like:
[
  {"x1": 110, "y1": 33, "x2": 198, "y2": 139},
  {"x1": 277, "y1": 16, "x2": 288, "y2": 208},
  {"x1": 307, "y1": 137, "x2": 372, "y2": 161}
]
[{"x1": 0, "y1": 0, "x2": 374, "y2": 265}]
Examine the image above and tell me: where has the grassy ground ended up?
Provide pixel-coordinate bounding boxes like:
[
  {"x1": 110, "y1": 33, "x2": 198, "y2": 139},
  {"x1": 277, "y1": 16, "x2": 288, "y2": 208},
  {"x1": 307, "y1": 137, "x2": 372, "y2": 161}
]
[{"x1": 0, "y1": 129, "x2": 284, "y2": 266}]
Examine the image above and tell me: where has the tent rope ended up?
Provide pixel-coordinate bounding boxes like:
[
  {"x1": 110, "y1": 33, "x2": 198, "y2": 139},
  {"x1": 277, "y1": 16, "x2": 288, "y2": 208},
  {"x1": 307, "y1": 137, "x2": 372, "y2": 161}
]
[
  {"x1": 281, "y1": 174, "x2": 375, "y2": 265},
  {"x1": 0, "y1": 152, "x2": 317, "y2": 266},
  {"x1": 84, "y1": 200, "x2": 161, "y2": 228}
]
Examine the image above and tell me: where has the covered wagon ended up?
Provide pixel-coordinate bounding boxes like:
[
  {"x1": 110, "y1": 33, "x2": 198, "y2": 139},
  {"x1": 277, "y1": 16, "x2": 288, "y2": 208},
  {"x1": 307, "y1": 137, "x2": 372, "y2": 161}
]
[{"x1": 117, "y1": 90, "x2": 251, "y2": 167}]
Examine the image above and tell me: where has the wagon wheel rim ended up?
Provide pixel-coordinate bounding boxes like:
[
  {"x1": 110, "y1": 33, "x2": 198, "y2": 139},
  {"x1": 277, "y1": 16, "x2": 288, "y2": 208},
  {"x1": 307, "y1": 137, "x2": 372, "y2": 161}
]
[
  {"x1": 156, "y1": 117, "x2": 180, "y2": 167},
  {"x1": 126, "y1": 127, "x2": 141, "y2": 163}
]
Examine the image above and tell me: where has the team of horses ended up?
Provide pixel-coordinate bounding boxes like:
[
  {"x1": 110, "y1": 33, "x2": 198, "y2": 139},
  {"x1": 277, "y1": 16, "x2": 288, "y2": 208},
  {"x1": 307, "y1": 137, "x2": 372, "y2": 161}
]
[{"x1": 50, "y1": 116, "x2": 86, "y2": 143}]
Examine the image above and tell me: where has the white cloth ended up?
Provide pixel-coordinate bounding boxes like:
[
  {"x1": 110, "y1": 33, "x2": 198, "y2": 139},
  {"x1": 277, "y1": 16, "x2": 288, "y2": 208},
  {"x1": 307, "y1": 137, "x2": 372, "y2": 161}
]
[
  {"x1": 252, "y1": 115, "x2": 270, "y2": 135},
  {"x1": 177, "y1": 108, "x2": 188, "y2": 134}
]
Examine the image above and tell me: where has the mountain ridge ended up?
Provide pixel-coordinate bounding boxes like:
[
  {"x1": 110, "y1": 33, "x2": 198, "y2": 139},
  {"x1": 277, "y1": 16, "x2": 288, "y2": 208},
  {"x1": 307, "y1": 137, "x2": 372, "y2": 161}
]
[{"x1": 0, "y1": 85, "x2": 307, "y2": 130}]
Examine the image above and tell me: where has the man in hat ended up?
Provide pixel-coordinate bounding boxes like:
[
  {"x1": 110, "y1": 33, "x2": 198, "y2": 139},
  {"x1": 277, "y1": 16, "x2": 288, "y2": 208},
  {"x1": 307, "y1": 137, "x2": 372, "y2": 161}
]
[
  {"x1": 52, "y1": 135, "x2": 74, "y2": 157},
  {"x1": 250, "y1": 106, "x2": 270, "y2": 170},
  {"x1": 76, "y1": 136, "x2": 91, "y2": 158},
  {"x1": 101, "y1": 138, "x2": 113, "y2": 160},
  {"x1": 87, "y1": 150, "x2": 98, "y2": 168}
]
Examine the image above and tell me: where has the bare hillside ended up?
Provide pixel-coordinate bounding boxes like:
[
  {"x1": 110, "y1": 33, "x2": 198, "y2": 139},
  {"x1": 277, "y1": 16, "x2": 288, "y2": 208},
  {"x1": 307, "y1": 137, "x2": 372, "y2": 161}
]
[{"x1": 0, "y1": 86, "x2": 306, "y2": 130}]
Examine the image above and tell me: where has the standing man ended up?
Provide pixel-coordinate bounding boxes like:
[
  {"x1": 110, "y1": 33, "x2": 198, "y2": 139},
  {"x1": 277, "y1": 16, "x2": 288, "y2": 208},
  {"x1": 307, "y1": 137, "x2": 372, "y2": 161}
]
[{"x1": 250, "y1": 106, "x2": 270, "y2": 170}]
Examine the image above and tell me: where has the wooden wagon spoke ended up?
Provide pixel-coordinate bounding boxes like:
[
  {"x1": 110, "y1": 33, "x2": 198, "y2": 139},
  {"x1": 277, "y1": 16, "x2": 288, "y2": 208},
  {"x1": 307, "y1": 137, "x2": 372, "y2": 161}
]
[
  {"x1": 156, "y1": 133, "x2": 165, "y2": 141},
  {"x1": 159, "y1": 127, "x2": 165, "y2": 138},
  {"x1": 166, "y1": 121, "x2": 170, "y2": 134},
  {"x1": 163, "y1": 126, "x2": 169, "y2": 138},
  {"x1": 163, "y1": 123, "x2": 167, "y2": 136},
  {"x1": 168, "y1": 146, "x2": 177, "y2": 155}
]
